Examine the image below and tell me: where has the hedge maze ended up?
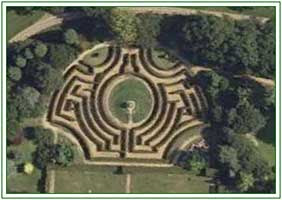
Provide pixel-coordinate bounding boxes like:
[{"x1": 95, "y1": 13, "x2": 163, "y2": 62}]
[{"x1": 47, "y1": 44, "x2": 208, "y2": 166}]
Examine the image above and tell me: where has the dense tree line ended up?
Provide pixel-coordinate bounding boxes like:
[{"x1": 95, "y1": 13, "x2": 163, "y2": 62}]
[
  {"x1": 195, "y1": 70, "x2": 275, "y2": 192},
  {"x1": 159, "y1": 15, "x2": 275, "y2": 78}
]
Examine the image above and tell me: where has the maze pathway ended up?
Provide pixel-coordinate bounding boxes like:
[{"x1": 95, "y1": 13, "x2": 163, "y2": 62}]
[{"x1": 47, "y1": 45, "x2": 208, "y2": 166}]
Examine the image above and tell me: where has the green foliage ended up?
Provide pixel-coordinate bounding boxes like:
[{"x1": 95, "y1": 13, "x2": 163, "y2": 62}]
[
  {"x1": 8, "y1": 67, "x2": 22, "y2": 82},
  {"x1": 186, "y1": 150, "x2": 208, "y2": 174},
  {"x1": 54, "y1": 144, "x2": 74, "y2": 166},
  {"x1": 219, "y1": 145, "x2": 240, "y2": 173},
  {"x1": 63, "y1": 29, "x2": 79, "y2": 45},
  {"x1": 196, "y1": 71, "x2": 229, "y2": 99},
  {"x1": 257, "y1": 19, "x2": 275, "y2": 78},
  {"x1": 237, "y1": 172, "x2": 255, "y2": 192},
  {"x1": 136, "y1": 14, "x2": 162, "y2": 48},
  {"x1": 109, "y1": 10, "x2": 139, "y2": 45},
  {"x1": 14, "y1": 56, "x2": 27, "y2": 68},
  {"x1": 23, "y1": 47, "x2": 34, "y2": 59},
  {"x1": 227, "y1": 101, "x2": 266, "y2": 134},
  {"x1": 33, "y1": 41, "x2": 48, "y2": 58},
  {"x1": 19, "y1": 86, "x2": 40, "y2": 106},
  {"x1": 27, "y1": 60, "x2": 63, "y2": 95},
  {"x1": 47, "y1": 44, "x2": 78, "y2": 70}
]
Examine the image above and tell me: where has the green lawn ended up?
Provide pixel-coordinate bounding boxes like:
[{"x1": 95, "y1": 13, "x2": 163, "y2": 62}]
[
  {"x1": 131, "y1": 173, "x2": 210, "y2": 193},
  {"x1": 151, "y1": 49, "x2": 178, "y2": 69},
  {"x1": 54, "y1": 169, "x2": 126, "y2": 193},
  {"x1": 82, "y1": 47, "x2": 110, "y2": 67},
  {"x1": 7, "y1": 10, "x2": 45, "y2": 41},
  {"x1": 178, "y1": 6, "x2": 275, "y2": 18},
  {"x1": 7, "y1": 168, "x2": 42, "y2": 193},
  {"x1": 109, "y1": 77, "x2": 153, "y2": 123}
]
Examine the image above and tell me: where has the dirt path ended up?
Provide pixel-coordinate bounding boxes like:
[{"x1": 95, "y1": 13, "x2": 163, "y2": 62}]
[
  {"x1": 191, "y1": 66, "x2": 275, "y2": 88},
  {"x1": 9, "y1": 12, "x2": 83, "y2": 43},
  {"x1": 125, "y1": 174, "x2": 131, "y2": 193},
  {"x1": 236, "y1": 74, "x2": 275, "y2": 88}
]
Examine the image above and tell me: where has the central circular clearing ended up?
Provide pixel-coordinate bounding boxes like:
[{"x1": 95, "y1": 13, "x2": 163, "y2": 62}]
[{"x1": 108, "y1": 77, "x2": 153, "y2": 124}]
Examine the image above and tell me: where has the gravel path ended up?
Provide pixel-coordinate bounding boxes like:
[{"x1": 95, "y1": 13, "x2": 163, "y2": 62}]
[{"x1": 125, "y1": 174, "x2": 131, "y2": 193}]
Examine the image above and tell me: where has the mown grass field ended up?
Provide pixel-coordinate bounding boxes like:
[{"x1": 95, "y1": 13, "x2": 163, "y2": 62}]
[
  {"x1": 131, "y1": 173, "x2": 210, "y2": 193},
  {"x1": 54, "y1": 169, "x2": 126, "y2": 193},
  {"x1": 53, "y1": 165, "x2": 211, "y2": 193},
  {"x1": 7, "y1": 10, "x2": 45, "y2": 41},
  {"x1": 7, "y1": 168, "x2": 42, "y2": 193}
]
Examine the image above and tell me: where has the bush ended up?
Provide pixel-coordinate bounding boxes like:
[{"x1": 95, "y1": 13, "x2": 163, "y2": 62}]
[
  {"x1": 33, "y1": 41, "x2": 48, "y2": 58},
  {"x1": 54, "y1": 144, "x2": 74, "y2": 166},
  {"x1": 64, "y1": 29, "x2": 79, "y2": 45},
  {"x1": 8, "y1": 67, "x2": 22, "y2": 82},
  {"x1": 14, "y1": 56, "x2": 27, "y2": 68},
  {"x1": 47, "y1": 44, "x2": 78, "y2": 70}
]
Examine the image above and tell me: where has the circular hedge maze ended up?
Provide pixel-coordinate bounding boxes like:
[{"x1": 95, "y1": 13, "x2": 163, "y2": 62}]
[{"x1": 47, "y1": 44, "x2": 208, "y2": 166}]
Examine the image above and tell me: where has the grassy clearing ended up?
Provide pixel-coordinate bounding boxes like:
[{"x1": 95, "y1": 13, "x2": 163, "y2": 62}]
[
  {"x1": 82, "y1": 47, "x2": 109, "y2": 66},
  {"x1": 109, "y1": 78, "x2": 153, "y2": 123},
  {"x1": 7, "y1": 168, "x2": 42, "y2": 193},
  {"x1": 177, "y1": 6, "x2": 275, "y2": 18},
  {"x1": 7, "y1": 10, "x2": 45, "y2": 41},
  {"x1": 131, "y1": 173, "x2": 210, "y2": 193},
  {"x1": 54, "y1": 169, "x2": 126, "y2": 193}
]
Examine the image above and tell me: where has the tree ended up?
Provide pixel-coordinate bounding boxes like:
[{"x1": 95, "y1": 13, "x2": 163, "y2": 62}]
[
  {"x1": 227, "y1": 101, "x2": 266, "y2": 134},
  {"x1": 109, "y1": 10, "x2": 139, "y2": 45},
  {"x1": 26, "y1": 61, "x2": 63, "y2": 95},
  {"x1": 63, "y1": 29, "x2": 79, "y2": 45},
  {"x1": 54, "y1": 144, "x2": 74, "y2": 166},
  {"x1": 223, "y1": 20, "x2": 259, "y2": 73},
  {"x1": 257, "y1": 19, "x2": 275, "y2": 78},
  {"x1": 33, "y1": 143, "x2": 56, "y2": 169},
  {"x1": 33, "y1": 41, "x2": 48, "y2": 58},
  {"x1": 47, "y1": 44, "x2": 78, "y2": 70},
  {"x1": 219, "y1": 145, "x2": 240, "y2": 175},
  {"x1": 23, "y1": 47, "x2": 34, "y2": 59},
  {"x1": 182, "y1": 15, "x2": 234, "y2": 66},
  {"x1": 19, "y1": 86, "x2": 40, "y2": 106},
  {"x1": 136, "y1": 14, "x2": 163, "y2": 48},
  {"x1": 8, "y1": 67, "x2": 22, "y2": 82},
  {"x1": 23, "y1": 162, "x2": 34, "y2": 174},
  {"x1": 196, "y1": 71, "x2": 229, "y2": 99},
  {"x1": 186, "y1": 150, "x2": 208, "y2": 174},
  {"x1": 237, "y1": 172, "x2": 255, "y2": 192},
  {"x1": 14, "y1": 56, "x2": 27, "y2": 68}
]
